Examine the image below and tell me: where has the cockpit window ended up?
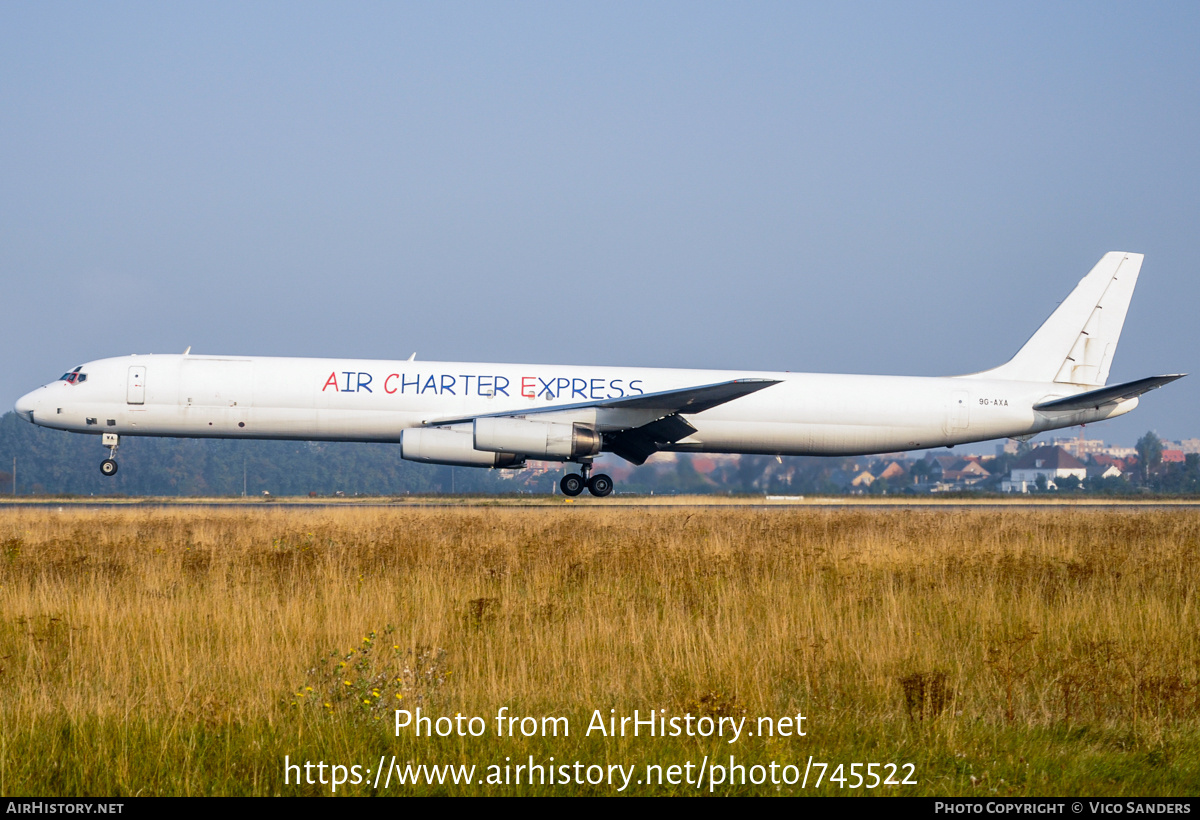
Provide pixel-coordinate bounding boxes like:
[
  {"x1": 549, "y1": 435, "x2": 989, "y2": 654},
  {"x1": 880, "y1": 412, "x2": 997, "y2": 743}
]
[{"x1": 58, "y1": 366, "x2": 86, "y2": 385}]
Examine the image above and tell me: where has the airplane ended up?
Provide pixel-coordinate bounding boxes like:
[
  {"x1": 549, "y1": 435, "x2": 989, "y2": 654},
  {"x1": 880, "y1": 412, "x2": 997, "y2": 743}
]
[{"x1": 12, "y1": 251, "x2": 1185, "y2": 496}]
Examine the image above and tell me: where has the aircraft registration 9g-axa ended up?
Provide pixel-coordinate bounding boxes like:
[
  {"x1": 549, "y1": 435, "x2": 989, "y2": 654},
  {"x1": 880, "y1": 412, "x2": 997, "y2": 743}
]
[{"x1": 13, "y1": 252, "x2": 1185, "y2": 496}]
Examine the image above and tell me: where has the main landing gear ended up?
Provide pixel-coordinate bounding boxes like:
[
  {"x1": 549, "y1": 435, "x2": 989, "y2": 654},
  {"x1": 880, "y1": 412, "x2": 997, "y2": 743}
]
[
  {"x1": 559, "y1": 462, "x2": 613, "y2": 498},
  {"x1": 100, "y1": 432, "x2": 119, "y2": 477}
]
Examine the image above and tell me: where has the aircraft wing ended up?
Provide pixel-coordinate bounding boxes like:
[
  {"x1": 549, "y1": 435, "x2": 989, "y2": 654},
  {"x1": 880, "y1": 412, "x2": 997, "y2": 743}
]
[
  {"x1": 1033, "y1": 374, "x2": 1186, "y2": 412},
  {"x1": 583, "y1": 377, "x2": 780, "y2": 415},
  {"x1": 422, "y1": 377, "x2": 780, "y2": 464}
]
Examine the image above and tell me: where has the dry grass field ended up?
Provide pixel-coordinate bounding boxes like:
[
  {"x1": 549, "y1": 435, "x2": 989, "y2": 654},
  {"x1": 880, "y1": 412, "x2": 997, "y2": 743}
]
[{"x1": 0, "y1": 504, "x2": 1197, "y2": 796}]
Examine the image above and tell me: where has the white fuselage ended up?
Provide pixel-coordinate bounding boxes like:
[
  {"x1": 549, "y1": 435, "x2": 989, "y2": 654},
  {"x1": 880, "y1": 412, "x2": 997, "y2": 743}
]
[{"x1": 14, "y1": 354, "x2": 1134, "y2": 457}]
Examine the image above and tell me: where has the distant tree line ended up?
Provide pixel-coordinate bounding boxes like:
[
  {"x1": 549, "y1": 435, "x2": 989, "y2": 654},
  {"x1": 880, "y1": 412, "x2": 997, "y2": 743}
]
[
  {"x1": 1, "y1": 411, "x2": 1197, "y2": 497},
  {"x1": 0, "y1": 410, "x2": 863, "y2": 496},
  {"x1": 0, "y1": 411, "x2": 518, "y2": 496}
]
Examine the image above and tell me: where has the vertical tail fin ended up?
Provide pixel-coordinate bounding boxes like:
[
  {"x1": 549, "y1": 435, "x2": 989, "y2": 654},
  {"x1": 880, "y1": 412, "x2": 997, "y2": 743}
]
[{"x1": 976, "y1": 251, "x2": 1142, "y2": 386}]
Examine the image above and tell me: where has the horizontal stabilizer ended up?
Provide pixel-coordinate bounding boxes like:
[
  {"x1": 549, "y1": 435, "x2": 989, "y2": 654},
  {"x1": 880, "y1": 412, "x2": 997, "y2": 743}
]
[{"x1": 1033, "y1": 374, "x2": 1186, "y2": 412}]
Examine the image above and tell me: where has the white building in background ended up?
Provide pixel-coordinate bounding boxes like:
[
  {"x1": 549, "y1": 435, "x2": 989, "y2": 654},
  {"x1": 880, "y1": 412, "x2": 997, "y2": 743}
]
[
  {"x1": 1050, "y1": 436, "x2": 1109, "y2": 458},
  {"x1": 1002, "y1": 446, "x2": 1087, "y2": 493}
]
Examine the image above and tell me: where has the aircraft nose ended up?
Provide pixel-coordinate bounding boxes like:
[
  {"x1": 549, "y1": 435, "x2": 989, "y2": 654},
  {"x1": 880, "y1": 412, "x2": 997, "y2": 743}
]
[{"x1": 14, "y1": 390, "x2": 38, "y2": 423}]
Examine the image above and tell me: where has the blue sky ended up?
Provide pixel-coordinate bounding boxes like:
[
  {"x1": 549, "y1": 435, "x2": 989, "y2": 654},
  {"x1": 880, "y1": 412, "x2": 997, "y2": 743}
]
[{"x1": 2, "y1": 2, "x2": 1197, "y2": 446}]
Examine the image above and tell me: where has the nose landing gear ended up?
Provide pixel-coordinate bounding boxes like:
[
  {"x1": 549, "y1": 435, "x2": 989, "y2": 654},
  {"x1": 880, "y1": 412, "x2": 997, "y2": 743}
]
[
  {"x1": 558, "y1": 462, "x2": 614, "y2": 498},
  {"x1": 100, "y1": 432, "x2": 119, "y2": 477}
]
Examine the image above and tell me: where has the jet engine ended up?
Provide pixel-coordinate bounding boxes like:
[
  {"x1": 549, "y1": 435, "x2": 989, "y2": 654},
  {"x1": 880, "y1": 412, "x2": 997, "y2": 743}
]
[
  {"x1": 473, "y1": 418, "x2": 602, "y2": 461},
  {"x1": 400, "y1": 427, "x2": 525, "y2": 468}
]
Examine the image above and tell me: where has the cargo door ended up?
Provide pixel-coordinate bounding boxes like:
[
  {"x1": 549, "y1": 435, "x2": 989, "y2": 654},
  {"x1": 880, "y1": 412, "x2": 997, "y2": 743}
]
[
  {"x1": 944, "y1": 389, "x2": 969, "y2": 435},
  {"x1": 127, "y1": 366, "x2": 146, "y2": 405},
  {"x1": 180, "y1": 359, "x2": 253, "y2": 431}
]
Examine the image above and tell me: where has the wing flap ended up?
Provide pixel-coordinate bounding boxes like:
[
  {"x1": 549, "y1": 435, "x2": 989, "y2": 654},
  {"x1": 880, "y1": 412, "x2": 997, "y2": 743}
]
[
  {"x1": 1033, "y1": 374, "x2": 1186, "y2": 412},
  {"x1": 606, "y1": 414, "x2": 698, "y2": 466}
]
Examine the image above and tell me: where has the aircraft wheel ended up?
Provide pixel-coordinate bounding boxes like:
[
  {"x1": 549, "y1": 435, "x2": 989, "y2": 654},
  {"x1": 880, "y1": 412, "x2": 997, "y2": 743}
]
[
  {"x1": 560, "y1": 474, "x2": 585, "y2": 497},
  {"x1": 587, "y1": 473, "x2": 613, "y2": 497},
  {"x1": 100, "y1": 459, "x2": 118, "y2": 477}
]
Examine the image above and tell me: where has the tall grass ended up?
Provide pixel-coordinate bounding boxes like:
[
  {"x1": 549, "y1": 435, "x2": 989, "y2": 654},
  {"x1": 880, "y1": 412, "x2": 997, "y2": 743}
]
[{"x1": 0, "y1": 506, "x2": 1197, "y2": 795}]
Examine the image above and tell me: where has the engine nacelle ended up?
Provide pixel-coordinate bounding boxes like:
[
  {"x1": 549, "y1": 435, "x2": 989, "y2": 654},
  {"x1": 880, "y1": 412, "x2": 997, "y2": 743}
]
[
  {"x1": 473, "y1": 418, "x2": 602, "y2": 461},
  {"x1": 400, "y1": 428, "x2": 525, "y2": 468}
]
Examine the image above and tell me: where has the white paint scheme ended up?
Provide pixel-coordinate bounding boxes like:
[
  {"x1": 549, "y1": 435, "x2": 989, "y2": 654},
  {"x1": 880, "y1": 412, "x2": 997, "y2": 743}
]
[
  {"x1": 9, "y1": 355, "x2": 1143, "y2": 450},
  {"x1": 11, "y1": 252, "x2": 1182, "y2": 485}
]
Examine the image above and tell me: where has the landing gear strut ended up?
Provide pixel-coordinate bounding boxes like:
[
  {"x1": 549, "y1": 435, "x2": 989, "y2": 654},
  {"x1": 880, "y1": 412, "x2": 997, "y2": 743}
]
[
  {"x1": 100, "y1": 432, "x2": 119, "y2": 477},
  {"x1": 559, "y1": 462, "x2": 614, "y2": 498}
]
